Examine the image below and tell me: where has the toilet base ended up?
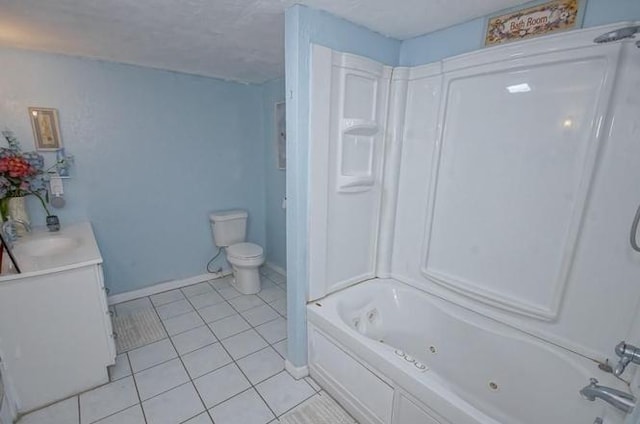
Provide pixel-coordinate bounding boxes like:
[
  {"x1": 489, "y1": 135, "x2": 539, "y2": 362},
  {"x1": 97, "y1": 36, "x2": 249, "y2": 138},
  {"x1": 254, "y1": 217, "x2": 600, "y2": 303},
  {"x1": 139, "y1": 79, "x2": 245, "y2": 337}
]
[{"x1": 231, "y1": 265, "x2": 261, "y2": 294}]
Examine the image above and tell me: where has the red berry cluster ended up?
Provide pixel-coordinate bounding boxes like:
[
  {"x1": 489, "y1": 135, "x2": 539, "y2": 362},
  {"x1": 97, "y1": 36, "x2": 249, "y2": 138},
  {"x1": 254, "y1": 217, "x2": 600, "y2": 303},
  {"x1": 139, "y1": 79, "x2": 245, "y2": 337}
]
[{"x1": 0, "y1": 157, "x2": 35, "y2": 178}]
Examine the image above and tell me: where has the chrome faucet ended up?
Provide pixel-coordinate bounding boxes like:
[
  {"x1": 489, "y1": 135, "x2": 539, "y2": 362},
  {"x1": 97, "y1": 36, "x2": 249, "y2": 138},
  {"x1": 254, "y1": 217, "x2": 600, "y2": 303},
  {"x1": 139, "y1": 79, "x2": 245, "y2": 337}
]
[
  {"x1": 580, "y1": 378, "x2": 635, "y2": 414},
  {"x1": 1, "y1": 218, "x2": 31, "y2": 247},
  {"x1": 614, "y1": 341, "x2": 640, "y2": 376}
]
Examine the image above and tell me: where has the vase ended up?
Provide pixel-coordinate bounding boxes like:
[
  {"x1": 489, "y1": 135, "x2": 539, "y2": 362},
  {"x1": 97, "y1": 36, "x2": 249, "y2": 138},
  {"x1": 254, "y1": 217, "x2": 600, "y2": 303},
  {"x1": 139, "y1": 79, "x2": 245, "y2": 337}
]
[{"x1": 5, "y1": 197, "x2": 31, "y2": 231}]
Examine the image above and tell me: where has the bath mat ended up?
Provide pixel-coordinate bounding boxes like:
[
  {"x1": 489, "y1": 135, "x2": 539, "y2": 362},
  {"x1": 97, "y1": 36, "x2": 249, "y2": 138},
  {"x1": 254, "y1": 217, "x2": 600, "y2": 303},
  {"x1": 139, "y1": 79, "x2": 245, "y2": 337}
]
[
  {"x1": 112, "y1": 308, "x2": 167, "y2": 353},
  {"x1": 280, "y1": 392, "x2": 357, "y2": 424}
]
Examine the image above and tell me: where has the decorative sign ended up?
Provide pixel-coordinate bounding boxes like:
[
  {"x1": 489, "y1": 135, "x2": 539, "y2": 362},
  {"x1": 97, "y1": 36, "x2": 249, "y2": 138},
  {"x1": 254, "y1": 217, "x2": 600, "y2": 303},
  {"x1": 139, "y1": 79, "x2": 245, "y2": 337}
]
[{"x1": 485, "y1": 0, "x2": 582, "y2": 46}]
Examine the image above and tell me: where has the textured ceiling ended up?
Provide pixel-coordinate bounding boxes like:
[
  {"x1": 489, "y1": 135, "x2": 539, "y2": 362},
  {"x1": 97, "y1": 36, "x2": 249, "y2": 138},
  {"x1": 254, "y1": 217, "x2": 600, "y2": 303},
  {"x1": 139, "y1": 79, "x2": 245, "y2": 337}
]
[{"x1": 0, "y1": 0, "x2": 530, "y2": 83}]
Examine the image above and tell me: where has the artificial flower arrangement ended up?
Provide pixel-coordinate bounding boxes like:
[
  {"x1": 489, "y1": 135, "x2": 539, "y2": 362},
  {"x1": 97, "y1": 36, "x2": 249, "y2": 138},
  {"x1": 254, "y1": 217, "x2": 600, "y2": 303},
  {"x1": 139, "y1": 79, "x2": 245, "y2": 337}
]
[{"x1": 0, "y1": 130, "x2": 52, "y2": 220}]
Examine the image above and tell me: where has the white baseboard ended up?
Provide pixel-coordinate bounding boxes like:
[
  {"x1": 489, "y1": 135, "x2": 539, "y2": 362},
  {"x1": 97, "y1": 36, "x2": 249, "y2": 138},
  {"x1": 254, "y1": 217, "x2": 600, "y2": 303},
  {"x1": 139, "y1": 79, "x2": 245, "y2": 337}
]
[
  {"x1": 285, "y1": 359, "x2": 309, "y2": 380},
  {"x1": 107, "y1": 269, "x2": 233, "y2": 305},
  {"x1": 265, "y1": 262, "x2": 286, "y2": 276}
]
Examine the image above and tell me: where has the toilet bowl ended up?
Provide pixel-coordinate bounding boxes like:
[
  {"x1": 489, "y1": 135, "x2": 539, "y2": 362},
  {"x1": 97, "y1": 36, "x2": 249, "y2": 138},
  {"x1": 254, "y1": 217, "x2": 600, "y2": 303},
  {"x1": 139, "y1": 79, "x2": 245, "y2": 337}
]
[{"x1": 226, "y1": 242, "x2": 265, "y2": 294}]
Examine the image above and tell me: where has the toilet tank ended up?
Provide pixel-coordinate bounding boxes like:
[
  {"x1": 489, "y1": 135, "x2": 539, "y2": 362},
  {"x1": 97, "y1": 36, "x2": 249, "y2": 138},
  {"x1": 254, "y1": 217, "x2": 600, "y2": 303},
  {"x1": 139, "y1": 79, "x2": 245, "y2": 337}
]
[{"x1": 210, "y1": 210, "x2": 248, "y2": 247}]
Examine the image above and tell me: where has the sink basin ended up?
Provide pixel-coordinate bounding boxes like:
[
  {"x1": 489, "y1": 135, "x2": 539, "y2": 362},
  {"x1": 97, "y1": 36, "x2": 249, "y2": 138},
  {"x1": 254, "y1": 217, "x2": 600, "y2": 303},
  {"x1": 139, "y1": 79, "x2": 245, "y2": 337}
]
[{"x1": 15, "y1": 236, "x2": 80, "y2": 257}]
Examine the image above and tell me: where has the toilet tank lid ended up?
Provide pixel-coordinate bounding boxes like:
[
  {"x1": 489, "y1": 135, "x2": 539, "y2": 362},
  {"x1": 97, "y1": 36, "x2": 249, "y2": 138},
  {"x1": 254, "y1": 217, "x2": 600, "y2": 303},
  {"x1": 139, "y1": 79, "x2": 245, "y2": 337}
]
[{"x1": 210, "y1": 209, "x2": 248, "y2": 223}]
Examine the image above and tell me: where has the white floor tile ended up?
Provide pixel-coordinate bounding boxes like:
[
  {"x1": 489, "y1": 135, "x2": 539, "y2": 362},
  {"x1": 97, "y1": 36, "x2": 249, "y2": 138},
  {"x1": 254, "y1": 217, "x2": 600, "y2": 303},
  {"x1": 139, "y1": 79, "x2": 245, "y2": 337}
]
[
  {"x1": 163, "y1": 311, "x2": 204, "y2": 336},
  {"x1": 109, "y1": 353, "x2": 131, "y2": 381},
  {"x1": 208, "y1": 314, "x2": 250, "y2": 339},
  {"x1": 259, "y1": 279, "x2": 278, "y2": 290},
  {"x1": 194, "y1": 363, "x2": 250, "y2": 408},
  {"x1": 266, "y1": 273, "x2": 286, "y2": 285},
  {"x1": 150, "y1": 289, "x2": 186, "y2": 307},
  {"x1": 210, "y1": 277, "x2": 233, "y2": 290},
  {"x1": 171, "y1": 325, "x2": 217, "y2": 355},
  {"x1": 198, "y1": 302, "x2": 236, "y2": 323},
  {"x1": 257, "y1": 286, "x2": 286, "y2": 303},
  {"x1": 221, "y1": 329, "x2": 268, "y2": 359},
  {"x1": 241, "y1": 305, "x2": 279, "y2": 327},
  {"x1": 128, "y1": 339, "x2": 177, "y2": 372},
  {"x1": 228, "y1": 295, "x2": 266, "y2": 312},
  {"x1": 155, "y1": 299, "x2": 194, "y2": 320},
  {"x1": 260, "y1": 268, "x2": 276, "y2": 279},
  {"x1": 183, "y1": 412, "x2": 213, "y2": 423},
  {"x1": 17, "y1": 396, "x2": 78, "y2": 424},
  {"x1": 269, "y1": 298, "x2": 287, "y2": 317},
  {"x1": 134, "y1": 358, "x2": 190, "y2": 400},
  {"x1": 210, "y1": 388, "x2": 274, "y2": 424},
  {"x1": 142, "y1": 383, "x2": 204, "y2": 424},
  {"x1": 255, "y1": 318, "x2": 287, "y2": 344},
  {"x1": 188, "y1": 291, "x2": 225, "y2": 309},
  {"x1": 304, "y1": 377, "x2": 321, "y2": 392},
  {"x1": 79, "y1": 376, "x2": 138, "y2": 423},
  {"x1": 115, "y1": 298, "x2": 153, "y2": 316},
  {"x1": 272, "y1": 339, "x2": 287, "y2": 359},
  {"x1": 93, "y1": 404, "x2": 145, "y2": 424},
  {"x1": 216, "y1": 286, "x2": 242, "y2": 300},
  {"x1": 182, "y1": 343, "x2": 233, "y2": 379},
  {"x1": 237, "y1": 347, "x2": 285, "y2": 384},
  {"x1": 256, "y1": 371, "x2": 315, "y2": 416},
  {"x1": 182, "y1": 282, "x2": 214, "y2": 298}
]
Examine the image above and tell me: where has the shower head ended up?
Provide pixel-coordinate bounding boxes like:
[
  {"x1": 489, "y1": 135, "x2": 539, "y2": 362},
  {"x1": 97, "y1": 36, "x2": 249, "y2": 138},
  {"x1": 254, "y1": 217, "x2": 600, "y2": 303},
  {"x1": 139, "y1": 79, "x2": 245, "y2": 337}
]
[{"x1": 594, "y1": 26, "x2": 640, "y2": 43}]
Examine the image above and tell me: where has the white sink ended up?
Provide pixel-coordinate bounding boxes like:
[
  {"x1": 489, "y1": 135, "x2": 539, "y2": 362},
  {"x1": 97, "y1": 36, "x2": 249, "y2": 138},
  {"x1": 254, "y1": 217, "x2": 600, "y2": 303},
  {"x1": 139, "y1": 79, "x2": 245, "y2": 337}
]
[
  {"x1": 0, "y1": 222, "x2": 101, "y2": 278},
  {"x1": 15, "y1": 236, "x2": 80, "y2": 257}
]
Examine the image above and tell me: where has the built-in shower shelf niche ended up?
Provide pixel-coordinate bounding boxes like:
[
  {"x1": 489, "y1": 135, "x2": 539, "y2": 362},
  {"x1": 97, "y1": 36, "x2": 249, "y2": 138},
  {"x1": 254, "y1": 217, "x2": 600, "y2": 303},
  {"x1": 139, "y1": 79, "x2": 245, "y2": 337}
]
[
  {"x1": 336, "y1": 63, "x2": 382, "y2": 193},
  {"x1": 342, "y1": 119, "x2": 378, "y2": 135},
  {"x1": 338, "y1": 119, "x2": 379, "y2": 192}
]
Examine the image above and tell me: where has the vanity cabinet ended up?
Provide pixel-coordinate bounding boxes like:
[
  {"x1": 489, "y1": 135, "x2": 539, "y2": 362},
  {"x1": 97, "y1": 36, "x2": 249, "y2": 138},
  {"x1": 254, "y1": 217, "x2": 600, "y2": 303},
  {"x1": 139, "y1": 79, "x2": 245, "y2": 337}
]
[{"x1": 0, "y1": 223, "x2": 115, "y2": 413}]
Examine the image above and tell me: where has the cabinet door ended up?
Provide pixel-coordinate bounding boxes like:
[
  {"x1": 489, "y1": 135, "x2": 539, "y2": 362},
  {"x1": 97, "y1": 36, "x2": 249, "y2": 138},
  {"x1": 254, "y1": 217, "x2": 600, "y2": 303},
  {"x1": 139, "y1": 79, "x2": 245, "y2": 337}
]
[{"x1": 393, "y1": 393, "x2": 443, "y2": 424}]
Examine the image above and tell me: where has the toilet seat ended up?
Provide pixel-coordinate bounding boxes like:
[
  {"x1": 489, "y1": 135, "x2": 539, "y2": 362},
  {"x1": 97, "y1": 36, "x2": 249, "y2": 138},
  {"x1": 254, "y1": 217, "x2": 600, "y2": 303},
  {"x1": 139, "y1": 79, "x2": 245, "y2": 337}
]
[{"x1": 227, "y1": 242, "x2": 263, "y2": 260}]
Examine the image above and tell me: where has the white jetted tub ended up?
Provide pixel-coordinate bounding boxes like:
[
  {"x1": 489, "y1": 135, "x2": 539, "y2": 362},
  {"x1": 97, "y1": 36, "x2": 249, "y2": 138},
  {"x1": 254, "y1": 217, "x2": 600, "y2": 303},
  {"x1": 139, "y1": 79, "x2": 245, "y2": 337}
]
[{"x1": 307, "y1": 279, "x2": 628, "y2": 424}]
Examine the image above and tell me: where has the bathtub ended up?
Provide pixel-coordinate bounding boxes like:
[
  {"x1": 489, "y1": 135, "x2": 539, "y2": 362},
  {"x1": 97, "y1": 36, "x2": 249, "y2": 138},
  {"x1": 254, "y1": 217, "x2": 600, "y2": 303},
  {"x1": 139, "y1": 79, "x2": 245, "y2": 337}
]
[{"x1": 307, "y1": 278, "x2": 628, "y2": 424}]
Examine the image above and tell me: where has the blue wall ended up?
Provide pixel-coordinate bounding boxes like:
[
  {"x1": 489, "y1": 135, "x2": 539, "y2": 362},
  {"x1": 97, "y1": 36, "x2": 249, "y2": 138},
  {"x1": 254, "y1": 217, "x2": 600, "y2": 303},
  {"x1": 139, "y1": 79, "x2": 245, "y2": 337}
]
[
  {"x1": 261, "y1": 78, "x2": 287, "y2": 271},
  {"x1": 0, "y1": 48, "x2": 266, "y2": 294},
  {"x1": 400, "y1": 0, "x2": 640, "y2": 66},
  {"x1": 284, "y1": 5, "x2": 401, "y2": 367}
]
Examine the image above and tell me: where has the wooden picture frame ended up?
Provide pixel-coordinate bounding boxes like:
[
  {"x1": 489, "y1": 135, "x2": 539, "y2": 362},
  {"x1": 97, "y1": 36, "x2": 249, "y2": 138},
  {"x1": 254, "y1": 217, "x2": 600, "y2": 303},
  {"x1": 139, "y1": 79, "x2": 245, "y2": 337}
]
[
  {"x1": 28, "y1": 107, "x2": 63, "y2": 151},
  {"x1": 484, "y1": 0, "x2": 584, "y2": 47}
]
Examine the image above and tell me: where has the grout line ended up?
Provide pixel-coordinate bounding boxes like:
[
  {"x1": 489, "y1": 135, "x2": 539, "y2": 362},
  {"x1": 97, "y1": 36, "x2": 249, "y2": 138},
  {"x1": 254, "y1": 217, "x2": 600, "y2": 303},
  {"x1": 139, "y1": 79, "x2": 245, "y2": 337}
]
[
  {"x1": 148, "y1": 297, "x2": 215, "y2": 424},
  {"x1": 77, "y1": 395, "x2": 81, "y2": 424},
  {"x1": 125, "y1": 352, "x2": 148, "y2": 424}
]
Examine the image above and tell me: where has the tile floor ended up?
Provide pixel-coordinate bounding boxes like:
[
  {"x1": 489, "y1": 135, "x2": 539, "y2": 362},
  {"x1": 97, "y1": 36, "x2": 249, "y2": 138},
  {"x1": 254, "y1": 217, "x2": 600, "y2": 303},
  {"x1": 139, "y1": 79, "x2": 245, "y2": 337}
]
[{"x1": 17, "y1": 267, "x2": 332, "y2": 424}]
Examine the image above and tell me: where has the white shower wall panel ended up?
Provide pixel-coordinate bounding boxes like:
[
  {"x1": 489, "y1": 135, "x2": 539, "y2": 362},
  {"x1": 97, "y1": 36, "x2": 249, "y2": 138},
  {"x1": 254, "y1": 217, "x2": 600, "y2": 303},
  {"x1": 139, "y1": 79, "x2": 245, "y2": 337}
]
[
  {"x1": 309, "y1": 45, "x2": 392, "y2": 300},
  {"x1": 390, "y1": 25, "x2": 640, "y2": 362}
]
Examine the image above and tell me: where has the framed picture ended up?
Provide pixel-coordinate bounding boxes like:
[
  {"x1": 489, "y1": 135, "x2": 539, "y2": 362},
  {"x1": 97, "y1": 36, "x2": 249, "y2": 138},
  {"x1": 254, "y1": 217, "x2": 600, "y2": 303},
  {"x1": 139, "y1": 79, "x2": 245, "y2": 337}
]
[
  {"x1": 28, "y1": 107, "x2": 63, "y2": 151},
  {"x1": 275, "y1": 101, "x2": 286, "y2": 170},
  {"x1": 485, "y1": 0, "x2": 584, "y2": 47}
]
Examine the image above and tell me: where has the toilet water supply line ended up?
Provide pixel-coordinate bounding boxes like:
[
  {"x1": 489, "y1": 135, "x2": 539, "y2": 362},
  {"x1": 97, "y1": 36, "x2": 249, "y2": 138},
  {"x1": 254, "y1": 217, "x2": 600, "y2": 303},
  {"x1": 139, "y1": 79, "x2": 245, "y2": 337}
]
[{"x1": 206, "y1": 247, "x2": 223, "y2": 274}]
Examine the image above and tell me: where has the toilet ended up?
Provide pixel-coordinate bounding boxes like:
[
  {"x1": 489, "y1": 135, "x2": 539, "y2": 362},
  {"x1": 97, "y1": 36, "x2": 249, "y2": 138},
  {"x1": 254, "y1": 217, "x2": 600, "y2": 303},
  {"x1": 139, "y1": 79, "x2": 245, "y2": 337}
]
[{"x1": 210, "y1": 209, "x2": 264, "y2": 294}]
